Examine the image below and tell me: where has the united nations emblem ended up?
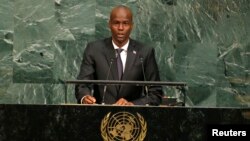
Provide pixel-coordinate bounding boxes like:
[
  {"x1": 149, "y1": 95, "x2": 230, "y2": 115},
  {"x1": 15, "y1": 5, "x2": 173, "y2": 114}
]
[{"x1": 100, "y1": 112, "x2": 147, "y2": 141}]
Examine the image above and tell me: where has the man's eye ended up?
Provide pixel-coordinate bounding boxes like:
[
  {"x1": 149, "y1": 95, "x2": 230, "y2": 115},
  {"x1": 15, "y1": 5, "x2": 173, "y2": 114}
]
[{"x1": 113, "y1": 22, "x2": 119, "y2": 24}]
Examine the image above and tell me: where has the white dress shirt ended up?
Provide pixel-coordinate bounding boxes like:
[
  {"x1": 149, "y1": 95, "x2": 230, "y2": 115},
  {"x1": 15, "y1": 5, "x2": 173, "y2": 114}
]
[{"x1": 112, "y1": 40, "x2": 129, "y2": 72}]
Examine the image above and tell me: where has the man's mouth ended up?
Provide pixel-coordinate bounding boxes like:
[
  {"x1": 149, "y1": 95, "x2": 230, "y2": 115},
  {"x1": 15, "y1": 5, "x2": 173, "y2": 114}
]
[{"x1": 117, "y1": 34, "x2": 124, "y2": 38}]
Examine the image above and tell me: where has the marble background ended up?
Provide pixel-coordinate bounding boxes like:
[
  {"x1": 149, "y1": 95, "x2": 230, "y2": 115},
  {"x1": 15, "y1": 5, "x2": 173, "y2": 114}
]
[{"x1": 0, "y1": 0, "x2": 249, "y2": 107}]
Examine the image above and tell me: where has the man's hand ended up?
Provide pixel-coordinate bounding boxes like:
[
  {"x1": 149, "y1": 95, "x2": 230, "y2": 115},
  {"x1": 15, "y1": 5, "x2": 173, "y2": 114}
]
[
  {"x1": 114, "y1": 98, "x2": 134, "y2": 106},
  {"x1": 81, "y1": 95, "x2": 96, "y2": 104}
]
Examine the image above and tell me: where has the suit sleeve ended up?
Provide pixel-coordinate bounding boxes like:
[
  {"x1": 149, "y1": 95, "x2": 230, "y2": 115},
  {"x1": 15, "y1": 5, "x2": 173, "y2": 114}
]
[
  {"x1": 132, "y1": 47, "x2": 163, "y2": 105},
  {"x1": 75, "y1": 43, "x2": 95, "y2": 103}
]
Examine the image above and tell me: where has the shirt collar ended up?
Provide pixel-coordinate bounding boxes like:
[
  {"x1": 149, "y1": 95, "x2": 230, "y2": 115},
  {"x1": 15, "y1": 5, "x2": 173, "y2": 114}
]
[{"x1": 112, "y1": 40, "x2": 129, "y2": 51}]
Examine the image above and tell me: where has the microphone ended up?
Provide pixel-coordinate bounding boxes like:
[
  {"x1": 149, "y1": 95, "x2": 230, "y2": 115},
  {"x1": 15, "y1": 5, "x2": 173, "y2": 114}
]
[
  {"x1": 140, "y1": 57, "x2": 149, "y2": 106},
  {"x1": 102, "y1": 58, "x2": 114, "y2": 105},
  {"x1": 115, "y1": 52, "x2": 118, "y2": 58}
]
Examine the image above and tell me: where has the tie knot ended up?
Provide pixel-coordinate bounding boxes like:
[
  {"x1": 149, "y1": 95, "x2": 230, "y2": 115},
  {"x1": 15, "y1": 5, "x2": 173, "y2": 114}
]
[{"x1": 116, "y1": 49, "x2": 123, "y2": 54}]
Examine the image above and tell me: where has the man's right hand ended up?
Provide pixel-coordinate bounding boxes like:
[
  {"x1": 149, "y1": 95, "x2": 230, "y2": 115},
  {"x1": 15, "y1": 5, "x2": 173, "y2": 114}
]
[{"x1": 81, "y1": 95, "x2": 96, "y2": 104}]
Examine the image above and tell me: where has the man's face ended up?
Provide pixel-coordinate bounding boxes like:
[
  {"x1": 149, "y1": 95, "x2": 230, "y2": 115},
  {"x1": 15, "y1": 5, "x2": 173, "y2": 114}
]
[{"x1": 109, "y1": 8, "x2": 133, "y2": 47}]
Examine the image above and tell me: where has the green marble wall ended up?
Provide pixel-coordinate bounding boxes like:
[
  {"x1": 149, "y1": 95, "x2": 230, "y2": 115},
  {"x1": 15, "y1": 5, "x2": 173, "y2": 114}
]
[{"x1": 0, "y1": 0, "x2": 249, "y2": 107}]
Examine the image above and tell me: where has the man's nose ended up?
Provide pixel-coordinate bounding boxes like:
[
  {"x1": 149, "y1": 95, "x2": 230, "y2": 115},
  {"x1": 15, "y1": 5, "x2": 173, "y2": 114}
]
[{"x1": 118, "y1": 23, "x2": 124, "y2": 30}]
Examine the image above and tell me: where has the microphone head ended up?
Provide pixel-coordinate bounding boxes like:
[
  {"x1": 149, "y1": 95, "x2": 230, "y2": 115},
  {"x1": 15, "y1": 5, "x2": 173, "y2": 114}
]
[
  {"x1": 115, "y1": 52, "x2": 118, "y2": 58},
  {"x1": 110, "y1": 58, "x2": 114, "y2": 63},
  {"x1": 139, "y1": 56, "x2": 144, "y2": 62}
]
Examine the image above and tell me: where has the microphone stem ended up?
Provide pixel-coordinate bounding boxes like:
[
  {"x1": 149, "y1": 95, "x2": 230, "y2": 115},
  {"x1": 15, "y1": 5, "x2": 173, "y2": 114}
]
[
  {"x1": 102, "y1": 59, "x2": 114, "y2": 105},
  {"x1": 145, "y1": 85, "x2": 149, "y2": 106}
]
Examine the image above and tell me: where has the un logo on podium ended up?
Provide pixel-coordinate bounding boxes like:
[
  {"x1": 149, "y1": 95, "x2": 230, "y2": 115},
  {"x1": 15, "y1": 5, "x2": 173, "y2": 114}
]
[{"x1": 100, "y1": 111, "x2": 147, "y2": 141}]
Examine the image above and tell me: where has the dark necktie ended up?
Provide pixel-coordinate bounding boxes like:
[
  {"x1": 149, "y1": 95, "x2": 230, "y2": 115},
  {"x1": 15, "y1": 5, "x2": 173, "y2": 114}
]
[{"x1": 116, "y1": 49, "x2": 123, "y2": 80}]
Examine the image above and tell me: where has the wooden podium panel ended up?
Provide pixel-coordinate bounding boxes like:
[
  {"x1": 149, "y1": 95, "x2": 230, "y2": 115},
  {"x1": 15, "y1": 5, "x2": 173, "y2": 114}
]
[{"x1": 0, "y1": 104, "x2": 249, "y2": 141}]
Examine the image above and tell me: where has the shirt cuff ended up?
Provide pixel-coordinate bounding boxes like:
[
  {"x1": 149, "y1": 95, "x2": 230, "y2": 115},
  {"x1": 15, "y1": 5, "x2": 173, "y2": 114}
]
[{"x1": 80, "y1": 96, "x2": 87, "y2": 104}]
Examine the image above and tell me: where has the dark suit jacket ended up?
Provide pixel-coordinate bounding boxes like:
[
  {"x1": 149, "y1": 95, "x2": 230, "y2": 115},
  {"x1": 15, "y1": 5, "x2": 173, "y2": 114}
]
[{"x1": 75, "y1": 37, "x2": 163, "y2": 105}]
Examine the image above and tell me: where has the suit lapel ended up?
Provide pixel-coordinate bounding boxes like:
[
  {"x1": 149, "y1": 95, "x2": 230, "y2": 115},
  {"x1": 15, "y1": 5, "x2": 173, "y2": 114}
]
[
  {"x1": 119, "y1": 39, "x2": 138, "y2": 94},
  {"x1": 103, "y1": 38, "x2": 119, "y2": 80},
  {"x1": 122, "y1": 39, "x2": 138, "y2": 80}
]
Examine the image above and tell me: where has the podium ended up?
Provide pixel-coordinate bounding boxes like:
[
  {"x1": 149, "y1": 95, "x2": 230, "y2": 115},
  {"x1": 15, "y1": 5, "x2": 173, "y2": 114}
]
[
  {"x1": 0, "y1": 104, "x2": 250, "y2": 141},
  {"x1": 63, "y1": 80, "x2": 188, "y2": 106}
]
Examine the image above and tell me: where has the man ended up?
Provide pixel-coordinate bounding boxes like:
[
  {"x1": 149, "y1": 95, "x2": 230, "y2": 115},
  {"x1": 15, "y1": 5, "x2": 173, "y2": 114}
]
[{"x1": 75, "y1": 5, "x2": 163, "y2": 106}]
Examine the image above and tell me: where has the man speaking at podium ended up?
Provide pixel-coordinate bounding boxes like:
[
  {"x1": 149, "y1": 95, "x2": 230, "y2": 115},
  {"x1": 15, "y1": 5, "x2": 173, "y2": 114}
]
[{"x1": 75, "y1": 5, "x2": 163, "y2": 106}]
